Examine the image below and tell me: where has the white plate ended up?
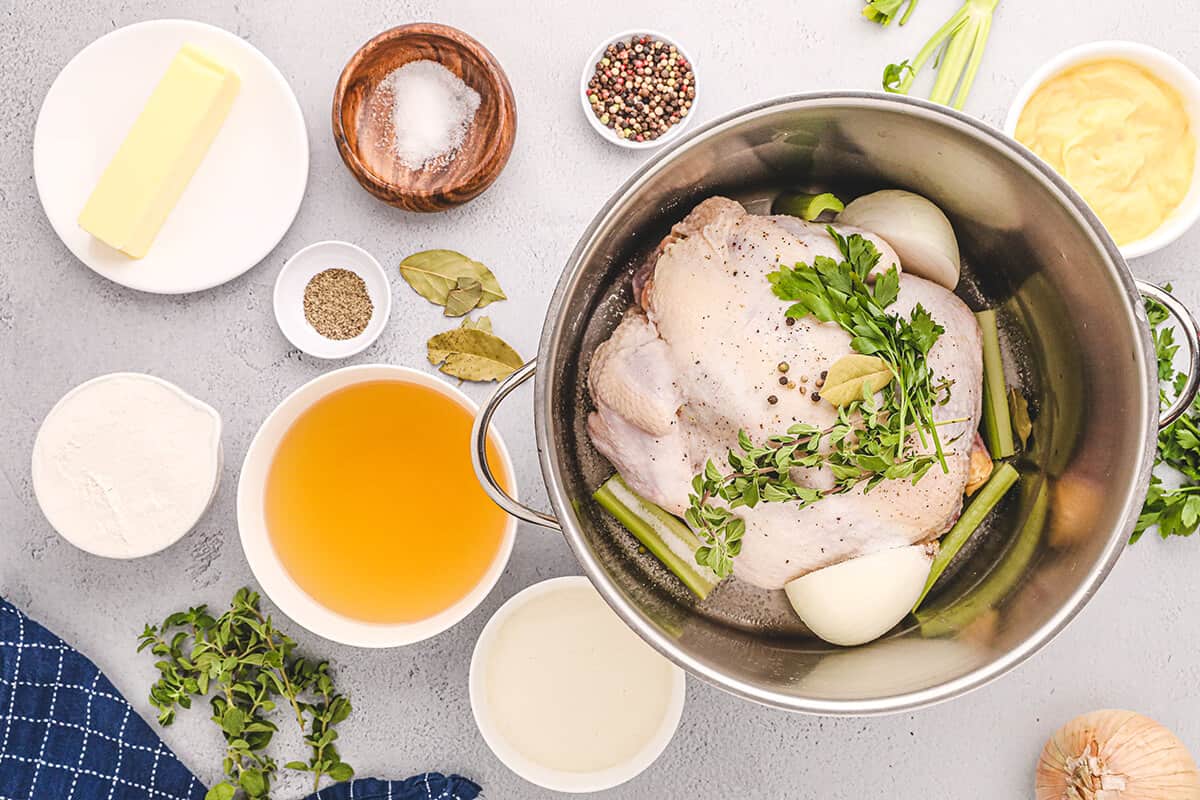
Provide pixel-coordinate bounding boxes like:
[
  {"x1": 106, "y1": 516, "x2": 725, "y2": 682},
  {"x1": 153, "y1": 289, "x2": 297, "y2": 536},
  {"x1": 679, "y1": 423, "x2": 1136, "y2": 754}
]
[
  {"x1": 33, "y1": 19, "x2": 309, "y2": 294},
  {"x1": 273, "y1": 241, "x2": 392, "y2": 360}
]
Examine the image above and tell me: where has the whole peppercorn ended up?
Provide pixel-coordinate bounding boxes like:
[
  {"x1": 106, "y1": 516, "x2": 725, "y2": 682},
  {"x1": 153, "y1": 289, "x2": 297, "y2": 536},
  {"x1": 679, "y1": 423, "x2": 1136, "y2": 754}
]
[
  {"x1": 586, "y1": 34, "x2": 695, "y2": 143},
  {"x1": 767, "y1": 395, "x2": 779, "y2": 405}
]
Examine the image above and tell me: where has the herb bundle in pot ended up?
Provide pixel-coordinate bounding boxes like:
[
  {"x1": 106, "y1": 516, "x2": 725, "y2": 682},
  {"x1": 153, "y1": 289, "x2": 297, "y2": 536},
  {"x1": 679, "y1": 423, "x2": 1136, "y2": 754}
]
[
  {"x1": 686, "y1": 230, "x2": 954, "y2": 577},
  {"x1": 137, "y1": 588, "x2": 353, "y2": 800}
]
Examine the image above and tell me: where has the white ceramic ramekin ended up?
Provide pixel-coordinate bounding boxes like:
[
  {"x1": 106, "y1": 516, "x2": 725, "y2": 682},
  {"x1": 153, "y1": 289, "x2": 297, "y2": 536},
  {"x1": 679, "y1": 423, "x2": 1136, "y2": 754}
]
[
  {"x1": 1005, "y1": 41, "x2": 1200, "y2": 259},
  {"x1": 273, "y1": 240, "x2": 392, "y2": 359},
  {"x1": 236, "y1": 364, "x2": 517, "y2": 647},
  {"x1": 32, "y1": 372, "x2": 222, "y2": 559},
  {"x1": 468, "y1": 575, "x2": 686, "y2": 793},
  {"x1": 579, "y1": 29, "x2": 698, "y2": 150}
]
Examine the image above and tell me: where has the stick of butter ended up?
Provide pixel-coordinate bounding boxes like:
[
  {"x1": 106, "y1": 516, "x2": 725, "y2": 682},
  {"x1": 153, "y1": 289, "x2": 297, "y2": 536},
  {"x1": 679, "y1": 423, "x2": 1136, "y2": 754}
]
[{"x1": 78, "y1": 44, "x2": 240, "y2": 259}]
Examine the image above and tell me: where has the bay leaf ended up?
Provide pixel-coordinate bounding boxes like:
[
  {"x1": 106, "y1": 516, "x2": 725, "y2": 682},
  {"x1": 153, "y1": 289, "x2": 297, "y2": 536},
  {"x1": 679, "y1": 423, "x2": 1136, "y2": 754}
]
[
  {"x1": 460, "y1": 316, "x2": 492, "y2": 333},
  {"x1": 1009, "y1": 387, "x2": 1032, "y2": 448},
  {"x1": 444, "y1": 276, "x2": 483, "y2": 317},
  {"x1": 427, "y1": 327, "x2": 523, "y2": 382},
  {"x1": 821, "y1": 354, "x2": 894, "y2": 407},
  {"x1": 399, "y1": 250, "x2": 506, "y2": 309}
]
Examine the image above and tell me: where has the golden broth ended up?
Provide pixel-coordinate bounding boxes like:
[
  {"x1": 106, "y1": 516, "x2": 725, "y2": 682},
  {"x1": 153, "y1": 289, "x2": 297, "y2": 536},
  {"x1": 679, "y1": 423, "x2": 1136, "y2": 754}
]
[{"x1": 265, "y1": 379, "x2": 509, "y2": 623}]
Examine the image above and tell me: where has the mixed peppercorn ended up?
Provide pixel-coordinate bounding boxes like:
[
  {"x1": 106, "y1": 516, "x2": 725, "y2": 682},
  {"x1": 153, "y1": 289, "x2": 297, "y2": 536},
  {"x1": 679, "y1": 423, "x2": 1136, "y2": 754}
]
[{"x1": 585, "y1": 35, "x2": 695, "y2": 143}]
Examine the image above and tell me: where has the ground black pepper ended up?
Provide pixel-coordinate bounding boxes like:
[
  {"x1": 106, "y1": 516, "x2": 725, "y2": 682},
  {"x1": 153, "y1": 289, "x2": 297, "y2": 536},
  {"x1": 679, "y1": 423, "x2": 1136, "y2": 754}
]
[{"x1": 303, "y1": 268, "x2": 373, "y2": 340}]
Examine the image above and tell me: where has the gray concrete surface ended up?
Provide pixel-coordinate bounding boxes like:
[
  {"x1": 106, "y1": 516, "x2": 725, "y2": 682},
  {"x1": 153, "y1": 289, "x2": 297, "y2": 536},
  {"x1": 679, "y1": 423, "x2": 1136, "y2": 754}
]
[{"x1": 3, "y1": 1, "x2": 1200, "y2": 797}]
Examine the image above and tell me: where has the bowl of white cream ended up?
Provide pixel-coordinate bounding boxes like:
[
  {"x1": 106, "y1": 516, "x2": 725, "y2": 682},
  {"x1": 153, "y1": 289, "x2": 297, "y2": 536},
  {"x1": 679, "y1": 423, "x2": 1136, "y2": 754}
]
[
  {"x1": 469, "y1": 576, "x2": 686, "y2": 793},
  {"x1": 31, "y1": 372, "x2": 222, "y2": 559}
]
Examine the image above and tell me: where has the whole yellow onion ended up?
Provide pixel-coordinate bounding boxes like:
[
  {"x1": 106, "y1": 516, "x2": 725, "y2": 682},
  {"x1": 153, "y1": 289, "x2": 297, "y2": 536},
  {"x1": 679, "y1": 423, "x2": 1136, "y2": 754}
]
[{"x1": 1036, "y1": 709, "x2": 1200, "y2": 799}]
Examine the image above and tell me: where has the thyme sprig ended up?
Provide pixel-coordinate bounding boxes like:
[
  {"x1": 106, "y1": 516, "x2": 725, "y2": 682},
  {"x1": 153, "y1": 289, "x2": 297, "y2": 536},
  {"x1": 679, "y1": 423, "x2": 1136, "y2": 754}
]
[
  {"x1": 687, "y1": 230, "x2": 951, "y2": 578},
  {"x1": 137, "y1": 588, "x2": 353, "y2": 800}
]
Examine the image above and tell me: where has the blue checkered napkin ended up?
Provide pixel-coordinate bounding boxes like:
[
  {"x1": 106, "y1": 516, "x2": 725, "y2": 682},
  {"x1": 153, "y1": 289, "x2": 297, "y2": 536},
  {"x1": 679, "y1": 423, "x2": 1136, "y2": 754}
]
[
  {"x1": 0, "y1": 599, "x2": 483, "y2": 800},
  {"x1": 300, "y1": 776, "x2": 481, "y2": 800},
  {"x1": 0, "y1": 599, "x2": 205, "y2": 800}
]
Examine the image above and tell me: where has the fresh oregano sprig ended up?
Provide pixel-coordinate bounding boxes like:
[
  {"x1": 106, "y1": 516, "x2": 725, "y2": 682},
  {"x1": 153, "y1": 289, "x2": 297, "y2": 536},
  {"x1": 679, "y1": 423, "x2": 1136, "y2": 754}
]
[
  {"x1": 137, "y1": 588, "x2": 353, "y2": 800},
  {"x1": 687, "y1": 230, "x2": 952, "y2": 577},
  {"x1": 689, "y1": 395, "x2": 944, "y2": 577}
]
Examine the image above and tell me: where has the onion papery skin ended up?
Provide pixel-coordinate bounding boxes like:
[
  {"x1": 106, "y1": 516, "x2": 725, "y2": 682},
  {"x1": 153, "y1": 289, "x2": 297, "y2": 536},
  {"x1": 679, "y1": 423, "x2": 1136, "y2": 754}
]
[{"x1": 1036, "y1": 709, "x2": 1200, "y2": 800}]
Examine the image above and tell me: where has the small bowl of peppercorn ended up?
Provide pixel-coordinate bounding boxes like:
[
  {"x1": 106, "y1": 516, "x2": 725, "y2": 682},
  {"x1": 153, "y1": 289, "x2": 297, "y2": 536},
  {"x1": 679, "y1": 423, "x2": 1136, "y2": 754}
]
[
  {"x1": 580, "y1": 30, "x2": 697, "y2": 149},
  {"x1": 273, "y1": 240, "x2": 392, "y2": 360}
]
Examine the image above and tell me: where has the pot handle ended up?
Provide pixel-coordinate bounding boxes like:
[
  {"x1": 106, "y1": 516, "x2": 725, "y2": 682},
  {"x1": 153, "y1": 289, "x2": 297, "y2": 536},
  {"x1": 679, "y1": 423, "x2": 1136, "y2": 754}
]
[
  {"x1": 1138, "y1": 280, "x2": 1200, "y2": 429},
  {"x1": 471, "y1": 360, "x2": 562, "y2": 531}
]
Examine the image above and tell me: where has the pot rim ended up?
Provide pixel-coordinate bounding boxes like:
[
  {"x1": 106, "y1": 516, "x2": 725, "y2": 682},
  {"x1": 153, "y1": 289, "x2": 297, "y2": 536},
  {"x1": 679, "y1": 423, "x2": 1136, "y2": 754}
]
[{"x1": 535, "y1": 91, "x2": 1157, "y2": 715}]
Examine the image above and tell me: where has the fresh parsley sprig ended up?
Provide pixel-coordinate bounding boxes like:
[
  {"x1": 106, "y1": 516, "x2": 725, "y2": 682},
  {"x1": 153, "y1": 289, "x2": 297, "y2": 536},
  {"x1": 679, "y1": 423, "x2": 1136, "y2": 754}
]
[
  {"x1": 686, "y1": 231, "x2": 951, "y2": 578},
  {"x1": 1134, "y1": 288, "x2": 1200, "y2": 542},
  {"x1": 769, "y1": 227, "x2": 948, "y2": 467},
  {"x1": 137, "y1": 588, "x2": 353, "y2": 800}
]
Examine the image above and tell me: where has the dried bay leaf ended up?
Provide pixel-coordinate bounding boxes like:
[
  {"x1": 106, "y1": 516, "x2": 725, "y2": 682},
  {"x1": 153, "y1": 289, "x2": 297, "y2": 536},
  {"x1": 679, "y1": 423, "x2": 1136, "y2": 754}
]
[
  {"x1": 821, "y1": 354, "x2": 894, "y2": 407},
  {"x1": 399, "y1": 250, "x2": 506, "y2": 310},
  {"x1": 460, "y1": 316, "x2": 493, "y2": 333},
  {"x1": 427, "y1": 327, "x2": 522, "y2": 382},
  {"x1": 444, "y1": 276, "x2": 483, "y2": 317},
  {"x1": 1009, "y1": 387, "x2": 1032, "y2": 448}
]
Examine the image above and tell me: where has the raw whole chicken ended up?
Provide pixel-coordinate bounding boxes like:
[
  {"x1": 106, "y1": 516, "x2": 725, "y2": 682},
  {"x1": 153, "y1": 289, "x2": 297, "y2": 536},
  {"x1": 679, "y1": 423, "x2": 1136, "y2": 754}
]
[{"x1": 587, "y1": 197, "x2": 983, "y2": 590}]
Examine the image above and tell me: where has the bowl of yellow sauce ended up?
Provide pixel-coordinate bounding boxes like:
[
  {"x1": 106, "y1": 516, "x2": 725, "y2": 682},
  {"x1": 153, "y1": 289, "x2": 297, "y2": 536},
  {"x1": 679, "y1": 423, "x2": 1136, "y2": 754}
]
[
  {"x1": 237, "y1": 365, "x2": 518, "y2": 647},
  {"x1": 1006, "y1": 41, "x2": 1200, "y2": 258}
]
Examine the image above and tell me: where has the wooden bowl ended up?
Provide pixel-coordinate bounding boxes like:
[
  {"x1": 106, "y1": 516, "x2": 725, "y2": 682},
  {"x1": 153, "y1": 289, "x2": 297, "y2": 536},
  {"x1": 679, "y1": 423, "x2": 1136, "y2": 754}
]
[{"x1": 332, "y1": 23, "x2": 516, "y2": 212}]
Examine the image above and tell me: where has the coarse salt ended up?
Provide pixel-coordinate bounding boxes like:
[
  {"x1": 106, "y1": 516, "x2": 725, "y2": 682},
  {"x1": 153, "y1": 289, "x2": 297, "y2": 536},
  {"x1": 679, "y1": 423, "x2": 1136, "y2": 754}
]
[{"x1": 387, "y1": 60, "x2": 481, "y2": 170}]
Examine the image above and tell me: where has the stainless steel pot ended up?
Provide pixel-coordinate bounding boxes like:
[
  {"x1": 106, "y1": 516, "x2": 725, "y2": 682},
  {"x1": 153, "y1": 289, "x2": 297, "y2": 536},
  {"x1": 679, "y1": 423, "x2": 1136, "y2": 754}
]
[{"x1": 471, "y1": 93, "x2": 1200, "y2": 714}]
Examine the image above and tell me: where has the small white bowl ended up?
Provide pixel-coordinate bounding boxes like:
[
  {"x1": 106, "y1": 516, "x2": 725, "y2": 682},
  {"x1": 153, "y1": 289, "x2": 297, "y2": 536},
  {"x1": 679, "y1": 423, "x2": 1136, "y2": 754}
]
[
  {"x1": 273, "y1": 240, "x2": 392, "y2": 358},
  {"x1": 1005, "y1": 41, "x2": 1200, "y2": 259},
  {"x1": 32, "y1": 372, "x2": 222, "y2": 559},
  {"x1": 469, "y1": 576, "x2": 686, "y2": 793},
  {"x1": 579, "y1": 29, "x2": 697, "y2": 150},
  {"x1": 236, "y1": 364, "x2": 518, "y2": 647}
]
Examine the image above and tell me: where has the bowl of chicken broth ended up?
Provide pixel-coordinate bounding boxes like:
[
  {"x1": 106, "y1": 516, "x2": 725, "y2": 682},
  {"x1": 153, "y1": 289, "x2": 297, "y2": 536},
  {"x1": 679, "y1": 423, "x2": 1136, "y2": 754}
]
[{"x1": 238, "y1": 364, "x2": 517, "y2": 647}]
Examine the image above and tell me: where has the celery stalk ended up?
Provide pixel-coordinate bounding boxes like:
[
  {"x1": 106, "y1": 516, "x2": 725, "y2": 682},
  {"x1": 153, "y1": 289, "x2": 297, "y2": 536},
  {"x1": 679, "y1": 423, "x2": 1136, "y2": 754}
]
[
  {"x1": 917, "y1": 476, "x2": 1047, "y2": 636},
  {"x1": 882, "y1": 0, "x2": 1000, "y2": 110},
  {"x1": 912, "y1": 461, "x2": 1019, "y2": 610},
  {"x1": 772, "y1": 192, "x2": 845, "y2": 221},
  {"x1": 977, "y1": 308, "x2": 1015, "y2": 458},
  {"x1": 862, "y1": 0, "x2": 920, "y2": 26},
  {"x1": 594, "y1": 476, "x2": 719, "y2": 600}
]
